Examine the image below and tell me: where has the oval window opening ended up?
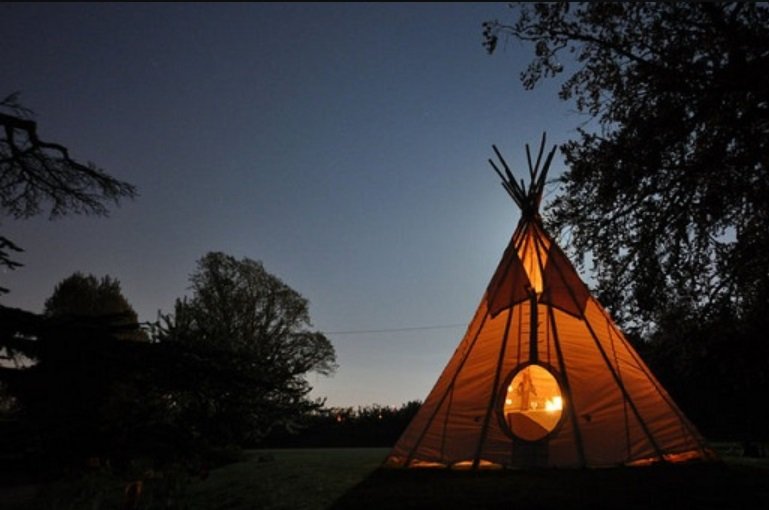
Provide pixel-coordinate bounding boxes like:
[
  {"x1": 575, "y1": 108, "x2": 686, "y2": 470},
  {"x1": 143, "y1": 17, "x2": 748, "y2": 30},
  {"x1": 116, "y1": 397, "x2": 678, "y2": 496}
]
[{"x1": 502, "y1": 365, "x2": 563, "y2": 441}]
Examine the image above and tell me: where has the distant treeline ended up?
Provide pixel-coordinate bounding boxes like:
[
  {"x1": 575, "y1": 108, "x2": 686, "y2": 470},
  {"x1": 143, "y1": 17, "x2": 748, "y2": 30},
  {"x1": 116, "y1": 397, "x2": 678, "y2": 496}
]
[{"x1": 260, "y1": 402, "x2": 421, "y2": 448}]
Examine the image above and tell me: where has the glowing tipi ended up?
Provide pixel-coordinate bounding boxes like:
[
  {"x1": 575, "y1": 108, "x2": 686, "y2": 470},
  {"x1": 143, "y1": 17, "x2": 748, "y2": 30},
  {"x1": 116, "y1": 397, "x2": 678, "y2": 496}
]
[{"x1": 386, "y1": 136, "x2": 713, "y2": 468}]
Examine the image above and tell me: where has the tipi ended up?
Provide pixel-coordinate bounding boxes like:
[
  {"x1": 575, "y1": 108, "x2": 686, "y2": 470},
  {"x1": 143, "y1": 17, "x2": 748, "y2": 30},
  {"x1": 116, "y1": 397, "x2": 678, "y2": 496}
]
[{"x1": 386, "y1": 136, "x2": 713, "y2": 469}]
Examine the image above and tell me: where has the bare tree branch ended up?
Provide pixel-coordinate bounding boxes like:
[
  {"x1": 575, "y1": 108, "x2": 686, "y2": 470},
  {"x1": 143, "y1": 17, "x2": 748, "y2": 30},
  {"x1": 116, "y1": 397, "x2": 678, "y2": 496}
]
[{"x1": 0, "y1": 93, "x2": 137, "y2": 281}]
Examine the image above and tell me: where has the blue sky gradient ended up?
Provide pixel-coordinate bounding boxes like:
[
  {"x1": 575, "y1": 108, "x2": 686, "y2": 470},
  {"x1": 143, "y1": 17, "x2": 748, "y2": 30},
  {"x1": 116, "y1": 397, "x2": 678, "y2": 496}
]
[{"x1": 1, "y1": 3, "x2": 581, "y2": 407}]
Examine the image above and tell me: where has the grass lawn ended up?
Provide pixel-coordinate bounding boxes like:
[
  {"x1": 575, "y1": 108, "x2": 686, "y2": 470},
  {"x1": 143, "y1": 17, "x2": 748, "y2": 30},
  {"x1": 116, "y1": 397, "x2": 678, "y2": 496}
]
[
  {"x1": 4, "y1": 444, "x2": 768, "y2": 509},
  {"x1": 185, "y1": 448, "x2": 390, "y2": 510}
]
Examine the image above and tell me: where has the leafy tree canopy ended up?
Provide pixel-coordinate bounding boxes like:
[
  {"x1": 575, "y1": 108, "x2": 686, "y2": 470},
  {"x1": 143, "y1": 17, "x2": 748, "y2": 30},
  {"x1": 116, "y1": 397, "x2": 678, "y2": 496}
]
[
  {"x1": 44, "y1": 272, "x2": 145, "y2": 341},
  {"x1": 484, "y1": 2, "x2": 769, "y2": 334},
  {"x1": 155, "y1": 252, "x2": 337, "y2": 445}
]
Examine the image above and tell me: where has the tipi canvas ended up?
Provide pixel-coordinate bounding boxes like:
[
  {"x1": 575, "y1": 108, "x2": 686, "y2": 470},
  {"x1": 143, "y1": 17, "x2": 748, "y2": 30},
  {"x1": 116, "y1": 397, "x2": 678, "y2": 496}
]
[{"x1": 386, "y1": 137, "x2": 713, "y2": 469}]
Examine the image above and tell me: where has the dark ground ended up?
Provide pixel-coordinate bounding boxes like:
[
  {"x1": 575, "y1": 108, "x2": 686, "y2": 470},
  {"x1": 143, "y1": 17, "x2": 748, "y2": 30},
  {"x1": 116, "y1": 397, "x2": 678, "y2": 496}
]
[
  {"x1": 2, "y1": 445, "x2": 768, "y2": 509},
  {"x1": 331, "y1": 460, "x2": 769, "y2": 510}
]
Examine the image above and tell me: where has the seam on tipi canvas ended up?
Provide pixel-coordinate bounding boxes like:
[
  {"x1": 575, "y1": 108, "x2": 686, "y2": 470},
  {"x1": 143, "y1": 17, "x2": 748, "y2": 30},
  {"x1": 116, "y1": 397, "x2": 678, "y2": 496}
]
[
  {"x1": 473, "y1": 278, "x2": 517, "y2": 468},
  {"x1": 606, "y1": 316, "x2": 632, "y2": 461},
  {"x1": 404, "y1": 311, "x2": 490, "y2": 466},
  {"x1": 606, "y1": 311, "x2": 708, "y2": 455},
  {"x1": 547, "y1": 304, "x2": 587, "y2": 466},
  {"x1": 439, "y1": 384, "x2": 454, "y2": 461}
]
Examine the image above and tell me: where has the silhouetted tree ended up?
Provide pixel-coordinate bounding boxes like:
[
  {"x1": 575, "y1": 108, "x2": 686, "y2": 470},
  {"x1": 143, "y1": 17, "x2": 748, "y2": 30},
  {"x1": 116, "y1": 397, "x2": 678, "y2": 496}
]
[
  {"x1": 484, "y1": 2, "x2": 769, "y2": 437},
  {"x1": 155, "y1": 252, "x2": 337, "y2": 447},
  {"x1": 0, "y1": 304, "x2": 216, "y2": 475},
  {"x1": 0, "y1": 306, "x2": 141, "y2": 467},
  {"x1": 0, "y1": 92, "x2": 136, "y2": 291},
  {"x1": 485, "y1": 2, "x2": 769, "y2": 328},
  {"x1": 44, "y1": 272, "x2": 146, "y2": 341}
]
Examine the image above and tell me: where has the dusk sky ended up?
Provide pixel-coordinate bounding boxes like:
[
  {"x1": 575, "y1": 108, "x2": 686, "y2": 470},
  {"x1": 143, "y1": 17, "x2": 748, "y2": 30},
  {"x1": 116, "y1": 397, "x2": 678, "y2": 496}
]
[{"x1": 1, "y1": 3, "x2": 582, "y2": 408}]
